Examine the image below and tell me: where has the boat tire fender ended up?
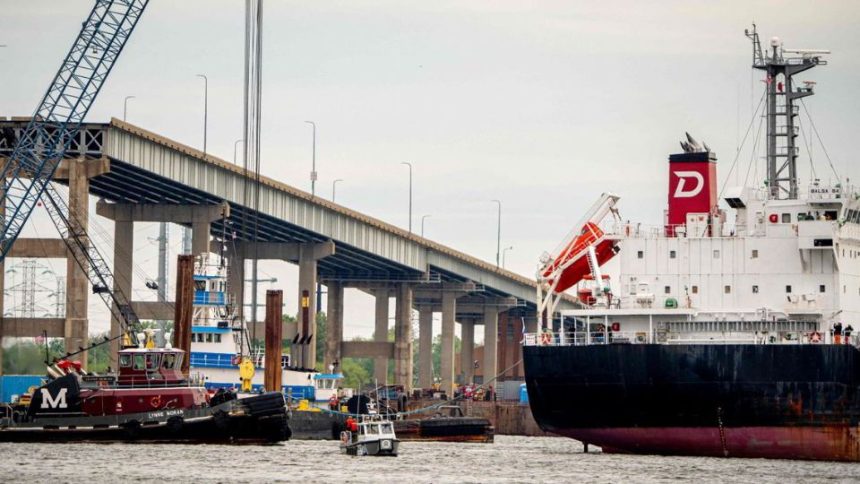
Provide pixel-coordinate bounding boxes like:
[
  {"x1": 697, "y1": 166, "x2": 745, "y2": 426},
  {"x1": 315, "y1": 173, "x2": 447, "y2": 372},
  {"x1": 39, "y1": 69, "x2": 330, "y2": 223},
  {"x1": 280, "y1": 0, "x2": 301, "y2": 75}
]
[{"x1": 167, "y1": 415, "x2": 184, "y2": 434}]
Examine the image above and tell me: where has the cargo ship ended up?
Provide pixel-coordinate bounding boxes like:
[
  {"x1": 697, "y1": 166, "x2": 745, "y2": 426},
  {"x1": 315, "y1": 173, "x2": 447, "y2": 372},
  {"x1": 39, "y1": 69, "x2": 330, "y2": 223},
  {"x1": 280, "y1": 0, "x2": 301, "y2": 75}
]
[{"x1": 523, "y1": 25, "x2": 860, "y2": 462}]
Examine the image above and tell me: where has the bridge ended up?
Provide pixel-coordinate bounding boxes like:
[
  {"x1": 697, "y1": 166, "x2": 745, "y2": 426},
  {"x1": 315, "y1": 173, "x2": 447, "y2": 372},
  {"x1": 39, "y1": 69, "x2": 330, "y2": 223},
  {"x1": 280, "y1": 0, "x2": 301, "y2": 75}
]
[{"x1": 0, "y1": 117, "x2": 577, "y2": 392}]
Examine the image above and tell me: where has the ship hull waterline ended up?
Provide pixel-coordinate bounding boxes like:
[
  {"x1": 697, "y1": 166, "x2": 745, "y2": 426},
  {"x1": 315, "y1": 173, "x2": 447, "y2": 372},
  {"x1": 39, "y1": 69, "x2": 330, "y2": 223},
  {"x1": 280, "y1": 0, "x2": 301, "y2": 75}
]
[{"x1": 523, "y1": 343, "x2": 860, "y2": 462}]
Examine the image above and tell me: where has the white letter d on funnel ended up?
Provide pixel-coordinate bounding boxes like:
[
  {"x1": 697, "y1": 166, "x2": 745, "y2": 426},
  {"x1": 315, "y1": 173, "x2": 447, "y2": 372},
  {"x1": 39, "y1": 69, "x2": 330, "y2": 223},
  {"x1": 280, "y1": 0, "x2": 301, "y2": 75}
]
[{"x1": 673, "y1": 171, "x2": 704, "y2": 198}]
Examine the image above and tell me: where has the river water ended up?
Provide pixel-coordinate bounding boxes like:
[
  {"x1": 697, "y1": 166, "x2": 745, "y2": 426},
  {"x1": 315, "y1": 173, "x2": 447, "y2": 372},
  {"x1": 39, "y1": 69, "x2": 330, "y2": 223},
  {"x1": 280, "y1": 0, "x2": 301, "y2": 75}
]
[{"x1": 2, "y1": 436, "x2": 859, "y2": 483}]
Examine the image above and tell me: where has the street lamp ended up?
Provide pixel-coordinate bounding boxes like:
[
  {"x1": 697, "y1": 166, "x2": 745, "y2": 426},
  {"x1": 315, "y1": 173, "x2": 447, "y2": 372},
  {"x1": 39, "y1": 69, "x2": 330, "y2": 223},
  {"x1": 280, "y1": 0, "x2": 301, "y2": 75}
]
[
  {"x1": 196, "y1": 74, "x2": 208, "y2": 156},
  {"x1": 332, "y1": 179, "x2": 343, "y2": 202},
  {"x1": 492, "y1": 200, "x2": 501, "y2": 267},
  {"x1": 401, "y1": 162, "x2": 413, "y2": 234},
  {"x1": 502, "y1": 246, "x2": 514, "y2": 268},
  {"x1": 123, "y1": 95, "x2": 135, "y2": 121},
  {"x1": 233, "y1": 139, "x2": 244, "y2": 164},
  {"x1": 421, "y1": 214, "x2": 431, "y2": 237},
  {"x1": 304, "y1": 121, "x2": 317, "y2": 196}
]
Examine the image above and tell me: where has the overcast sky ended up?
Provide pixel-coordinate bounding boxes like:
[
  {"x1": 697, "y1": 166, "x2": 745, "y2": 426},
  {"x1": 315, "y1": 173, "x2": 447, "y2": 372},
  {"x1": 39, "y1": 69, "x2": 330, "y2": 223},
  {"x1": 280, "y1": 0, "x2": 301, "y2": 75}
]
[{"x1": 2, "y1": 1, "x2": 859, "y2": 342}]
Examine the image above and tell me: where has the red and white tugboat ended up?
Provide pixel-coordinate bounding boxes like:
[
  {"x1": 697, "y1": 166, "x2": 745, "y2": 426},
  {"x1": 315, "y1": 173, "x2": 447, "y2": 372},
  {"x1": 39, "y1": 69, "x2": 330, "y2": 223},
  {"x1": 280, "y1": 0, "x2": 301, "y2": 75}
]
[{"x1": 0, "y1": 341, "x2": 291, "y2": 443}]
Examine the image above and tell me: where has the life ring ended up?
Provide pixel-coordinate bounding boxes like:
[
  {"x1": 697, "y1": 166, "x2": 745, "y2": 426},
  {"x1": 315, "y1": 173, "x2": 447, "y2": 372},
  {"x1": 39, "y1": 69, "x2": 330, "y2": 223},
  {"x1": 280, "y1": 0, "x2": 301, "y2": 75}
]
[
  {"x1": 150, "y1": 395, "x2": 162, "y2": 408},
  {"x1": 540, "y1": 332, "x2": 552, "y2": 345},
  {"x1": 810, "y1": 331, "x2": 821, "y2": 343},
  {"x1": 768, "y1": 213, "x2": 779, "y2": 223}
]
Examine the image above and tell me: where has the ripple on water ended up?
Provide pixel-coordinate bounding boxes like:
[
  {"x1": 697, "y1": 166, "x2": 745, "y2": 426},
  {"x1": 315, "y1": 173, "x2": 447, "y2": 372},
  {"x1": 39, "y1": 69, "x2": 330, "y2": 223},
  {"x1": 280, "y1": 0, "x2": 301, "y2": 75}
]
[{"x1": 1, "y1": 436, "x2": 859, "y2": 483}]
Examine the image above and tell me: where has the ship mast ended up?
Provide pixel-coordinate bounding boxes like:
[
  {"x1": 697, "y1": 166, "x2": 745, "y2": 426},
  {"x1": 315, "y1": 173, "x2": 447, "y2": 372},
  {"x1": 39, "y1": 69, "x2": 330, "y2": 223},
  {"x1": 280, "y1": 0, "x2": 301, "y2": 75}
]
[{"x1": 745, "y1": 24, "x2": 829, "y2": 200}]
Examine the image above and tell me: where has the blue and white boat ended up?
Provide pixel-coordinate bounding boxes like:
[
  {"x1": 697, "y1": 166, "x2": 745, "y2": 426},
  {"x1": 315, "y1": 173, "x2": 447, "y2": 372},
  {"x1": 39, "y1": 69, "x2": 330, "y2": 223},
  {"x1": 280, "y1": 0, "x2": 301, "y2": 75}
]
[{"x1": 187, "y1": 254, "x2": 344, "y2": 406}]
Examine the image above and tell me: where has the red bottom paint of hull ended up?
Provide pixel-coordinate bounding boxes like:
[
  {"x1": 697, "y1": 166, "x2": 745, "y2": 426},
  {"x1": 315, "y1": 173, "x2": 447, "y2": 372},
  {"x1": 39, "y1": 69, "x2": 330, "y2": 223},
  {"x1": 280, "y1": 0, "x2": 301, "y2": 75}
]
[{"x1": 559, "y1": 426, "x2": 860, "y2": 462}]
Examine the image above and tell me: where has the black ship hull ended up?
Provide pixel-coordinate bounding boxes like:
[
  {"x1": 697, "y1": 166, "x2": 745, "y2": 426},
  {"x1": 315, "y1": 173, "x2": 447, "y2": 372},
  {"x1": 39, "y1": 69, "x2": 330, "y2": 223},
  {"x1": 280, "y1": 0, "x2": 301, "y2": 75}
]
[
  {"x1": 523, "y1": 344, "x2": 860, "y2": 461},
  {"x1": 0, "y1": 391, "x2": 291, "y2": 444}
]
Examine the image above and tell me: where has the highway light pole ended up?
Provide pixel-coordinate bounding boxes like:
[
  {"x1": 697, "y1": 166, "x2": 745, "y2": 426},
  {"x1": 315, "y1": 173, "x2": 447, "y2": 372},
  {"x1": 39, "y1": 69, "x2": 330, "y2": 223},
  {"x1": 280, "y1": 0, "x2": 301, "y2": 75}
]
[
  {"x1": 401, "y1": 162, "x2": 413, "y2": 234},
  {"x1": 492, "y1": 199, "x2": 501, "y2": 267},
  {"x1": 233, "y1": 139, "x2": 244, "y2": 164},
  {"x1": 196, "y1": 74, "x2": 208, "y2": 156},
  {"x1": 305, "y1": 121, "x2": 317, "y2": 196},
  {"x1": 421, "y1": 214, "x2": 431, "y2": 237},
  {"x1": 123, "y1": 95, "x2": 135, "y2": 121},
  {"x1": 332, "y1": 179, "x2": 343, "y2": 202},
  {"x1": 502, "y1": 246, "x2": 514, "y2": 268}
]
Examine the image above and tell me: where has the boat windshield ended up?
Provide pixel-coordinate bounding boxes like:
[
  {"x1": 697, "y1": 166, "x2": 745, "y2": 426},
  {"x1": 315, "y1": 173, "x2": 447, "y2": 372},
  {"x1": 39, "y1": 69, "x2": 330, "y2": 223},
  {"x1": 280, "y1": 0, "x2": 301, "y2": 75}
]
[{"x1": 380, "y1": 423, "x2": 393, "y2": 434}]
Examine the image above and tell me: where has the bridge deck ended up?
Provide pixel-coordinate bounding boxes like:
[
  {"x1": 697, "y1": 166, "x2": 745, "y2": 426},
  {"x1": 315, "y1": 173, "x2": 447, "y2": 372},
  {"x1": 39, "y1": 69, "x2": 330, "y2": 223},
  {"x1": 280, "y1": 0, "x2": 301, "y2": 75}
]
[{"x1": 0, "y1": 117, "x2": 577, "y2": 311}]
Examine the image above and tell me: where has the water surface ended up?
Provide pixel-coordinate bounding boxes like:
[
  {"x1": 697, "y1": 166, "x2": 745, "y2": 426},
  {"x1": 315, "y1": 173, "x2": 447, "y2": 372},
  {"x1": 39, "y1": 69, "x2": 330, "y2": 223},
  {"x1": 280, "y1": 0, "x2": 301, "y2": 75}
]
[{"x1": 2, "y1": 436, "x2": 858, "y2": 483}]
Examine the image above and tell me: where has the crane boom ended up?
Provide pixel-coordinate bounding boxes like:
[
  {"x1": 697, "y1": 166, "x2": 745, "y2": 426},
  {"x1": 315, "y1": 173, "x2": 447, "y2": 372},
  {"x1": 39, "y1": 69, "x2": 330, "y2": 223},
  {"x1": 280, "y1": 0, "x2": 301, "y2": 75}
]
[
  {"x1": 0, "y1": 0, "x2": 149, "y2": 350},
  {"x1": 0, "y1": 0, "x2": 148, "y2": 258}
]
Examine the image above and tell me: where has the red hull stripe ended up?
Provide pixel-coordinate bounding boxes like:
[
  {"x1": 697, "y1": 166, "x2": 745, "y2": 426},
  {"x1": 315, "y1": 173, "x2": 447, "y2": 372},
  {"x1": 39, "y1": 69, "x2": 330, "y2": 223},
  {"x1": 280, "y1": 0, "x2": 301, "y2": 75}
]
[{"x1": 559, "y1": 427, "x2": 860, "y2": 462}]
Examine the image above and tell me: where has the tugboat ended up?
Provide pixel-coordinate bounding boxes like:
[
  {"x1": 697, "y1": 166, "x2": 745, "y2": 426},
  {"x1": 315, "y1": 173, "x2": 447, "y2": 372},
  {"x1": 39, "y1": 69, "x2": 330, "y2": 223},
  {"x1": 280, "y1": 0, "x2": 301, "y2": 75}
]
[
  {"x1": 340, "y1": 414, "x2": 400, "y2": 456},
  {"x1": 0, "y1": 339, "x2": 291, "y2": 443}
]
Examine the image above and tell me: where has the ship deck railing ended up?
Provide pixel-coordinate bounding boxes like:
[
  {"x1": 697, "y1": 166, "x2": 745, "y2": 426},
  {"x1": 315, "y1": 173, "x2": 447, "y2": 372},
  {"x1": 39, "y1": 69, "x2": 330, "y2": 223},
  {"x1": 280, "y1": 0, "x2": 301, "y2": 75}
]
[{"x1": 523, "y1": 330, "x2": 852, "y2": 347}]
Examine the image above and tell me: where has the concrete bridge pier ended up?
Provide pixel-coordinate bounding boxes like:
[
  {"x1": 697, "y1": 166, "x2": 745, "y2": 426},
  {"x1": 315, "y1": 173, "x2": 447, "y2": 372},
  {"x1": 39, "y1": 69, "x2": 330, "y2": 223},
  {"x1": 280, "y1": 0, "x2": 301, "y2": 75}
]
[
  {"x1": 440, "y1": 291, "x2": 458, "y2": 395},
  {"x1": 0, "y1": 158, "x2": 108, "y2": 372},
  {"x1": 324, "y1": 280, "x2": 343, "y2": 371},
  {"x1": 460, "y1": 319, "x2": 475, "y2": 385},
  {"x1": 417, "y1": 307, "x2": 433, "y2": 389},
  {"x1": 218, "y1": 240, "x2": 334, "y2": 369},
  {"x1": 373, "y1": 288, "x2": 391, "y2": 384},
  {"x1": 482, "y1": 306, "x2": 500, "y2": 388},
  {"x1": 96, "y1": 200, "x2": 229, "y2": 366},
  {"x1": 295, "y1": 242, "x2": 336, "y2": 369},
  {"x1": 393, "y1": 283, "x2": 414, "y2": 390}
]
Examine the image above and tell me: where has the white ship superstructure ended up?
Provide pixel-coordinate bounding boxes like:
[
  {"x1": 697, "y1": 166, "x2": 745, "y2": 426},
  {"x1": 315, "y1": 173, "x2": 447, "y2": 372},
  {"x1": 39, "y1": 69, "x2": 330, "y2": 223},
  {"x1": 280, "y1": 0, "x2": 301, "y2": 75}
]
[{"x1": 539, "y1": 26, "x2": 860, "y2": 345}]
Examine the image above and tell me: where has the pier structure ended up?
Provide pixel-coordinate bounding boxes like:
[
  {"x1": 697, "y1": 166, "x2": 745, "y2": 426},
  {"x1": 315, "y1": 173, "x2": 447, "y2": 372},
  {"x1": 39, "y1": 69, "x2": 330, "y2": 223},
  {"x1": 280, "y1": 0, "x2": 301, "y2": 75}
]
[
  {"x1": 0, "y1": 152, "x2": 109, "y2": 372},
  {"x1": 0, "y1": 117, "x2": 578, "y2": 393}
]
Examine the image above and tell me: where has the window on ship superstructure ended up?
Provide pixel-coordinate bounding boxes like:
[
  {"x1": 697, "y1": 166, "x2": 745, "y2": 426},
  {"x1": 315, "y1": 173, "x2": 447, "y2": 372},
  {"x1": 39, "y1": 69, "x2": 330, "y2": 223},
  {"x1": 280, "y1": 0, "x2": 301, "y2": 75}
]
[
  {"x1": 752, "y1": 285, "x2": 759, "y2": 294},
  {"x1": 637, "y1": 250, "x2": 643, "y2": 259},
  {"x1": 751, "y1": 249, "x2": 758, "y2": 259},
  {"x1": 691, "y1": 285, "x2": 698, "y2": 294},
  {"x1": 782, "y1": 213, "x2": 791, "y2": 223},
  {"x1": 664, "y1": 286, "x2": 671, "y2": 294},
  {"x1": 713, "y1": 250, "x2": 720, "y2": 259},
  {"x1": 724, "y1": 285, "x2": 731, "y2": 294},
  {"x1": 820, "y1": 285, "x2": 826, "y2": 293},
  {"x1": 669, "y1": 250, "x2": 676, "y2": 259},
  {"x1": 786, "y1": 285, "x2": 792, "y2": 293},
  {"x1": 214, "y1": 334, "x2": 222, "y2": 343}
]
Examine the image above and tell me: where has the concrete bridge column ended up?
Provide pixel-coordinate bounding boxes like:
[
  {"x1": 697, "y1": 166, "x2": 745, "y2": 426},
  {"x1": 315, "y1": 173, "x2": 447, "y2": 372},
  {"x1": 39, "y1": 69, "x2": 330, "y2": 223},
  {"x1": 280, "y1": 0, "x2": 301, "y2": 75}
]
[
  {"x1": 440, "y1": 291, "x2": 457, "y2": 395},
  {"x1": 65, "y1": 158, "x2": 105, "y2": 369},
  {"x1": 394, "y1": 283, "x2": 414, "y2": 391},
  {"x1": 483, "y1": 306, "x2": 499, "y2": 389},
  {"x1": 460, "y1": 320, "x2": 475, "y2": 385},
  {"x1": 227, "y1": 253, "x2": 245, "y2": 322},
  {"x1": 373, "y1": 289, "x2": 390, "y2": 384},
  {"x1": 109, "y1": 219, "x2": 134, "y2": 367},
  {"x1": 324, "y1": 281, "x2": 343, "y2": 371},
  {"x1": 417, "y1": 307, "x2": 433, "y2": 389},
  {"x1": 296, "y1": 244, "x2": 322, "y2": 369}
]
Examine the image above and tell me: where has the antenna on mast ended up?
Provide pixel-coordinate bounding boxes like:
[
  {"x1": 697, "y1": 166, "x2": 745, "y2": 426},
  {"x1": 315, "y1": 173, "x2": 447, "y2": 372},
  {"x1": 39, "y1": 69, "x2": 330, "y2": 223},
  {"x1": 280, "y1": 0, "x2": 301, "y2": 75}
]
[{"x1": 745, "y1": 24, "x2": 828, "y2": 199}]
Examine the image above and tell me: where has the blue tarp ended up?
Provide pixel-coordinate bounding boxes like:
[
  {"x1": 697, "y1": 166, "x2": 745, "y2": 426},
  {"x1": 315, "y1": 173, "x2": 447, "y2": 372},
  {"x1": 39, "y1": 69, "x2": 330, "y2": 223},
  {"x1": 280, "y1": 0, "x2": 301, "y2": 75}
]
[{"x1": 0, "y1": 375, "x2": 43, "y2": 403}]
